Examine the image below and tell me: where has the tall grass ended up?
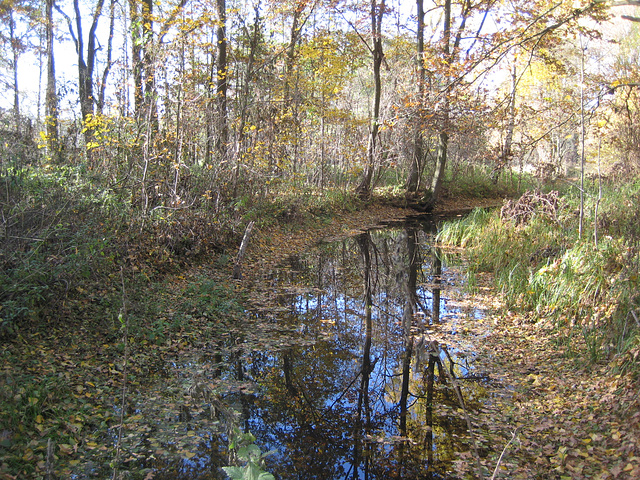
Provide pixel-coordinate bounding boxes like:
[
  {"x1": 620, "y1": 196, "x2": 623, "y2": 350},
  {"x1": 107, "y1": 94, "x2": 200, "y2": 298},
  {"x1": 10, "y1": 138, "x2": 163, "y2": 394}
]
[{"x1": 437, "y1": 180, "x2": 640, "y2": 370}]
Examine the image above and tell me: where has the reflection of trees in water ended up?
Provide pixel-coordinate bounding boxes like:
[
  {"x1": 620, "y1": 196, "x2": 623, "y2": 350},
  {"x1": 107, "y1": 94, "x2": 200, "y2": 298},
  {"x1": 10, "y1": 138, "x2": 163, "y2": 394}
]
[{"x1": 216, "y1": 224, "x2": 488, "y2": 479}]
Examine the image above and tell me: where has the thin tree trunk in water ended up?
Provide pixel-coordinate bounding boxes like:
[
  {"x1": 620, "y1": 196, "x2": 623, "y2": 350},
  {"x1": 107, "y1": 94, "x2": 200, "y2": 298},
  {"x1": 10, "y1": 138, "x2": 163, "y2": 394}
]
[
  {"x1": 399, "y1": 337, "x2": 413, "y2": 432},
  {"x1": 353, "y1": 233, "x2": 373, "y2": 479},
  {"x1": 432, "y1": 247, "x2": 442, "y2": 323},
  {"x1": 356, "y1": 233, "x2": 373, "y2": 425},
  {"x1": 282, "y1": 351, "x2": 298, "y2": 397},
  {"x1": 425, "y1": 355, "x2": 435, "y2": 464}
]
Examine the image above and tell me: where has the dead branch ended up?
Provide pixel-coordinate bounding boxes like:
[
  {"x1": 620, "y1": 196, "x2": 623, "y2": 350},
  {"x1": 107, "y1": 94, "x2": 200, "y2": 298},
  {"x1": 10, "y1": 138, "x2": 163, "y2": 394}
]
[
  {"x1": 500, "y1": 189, "x2": 560, "y2": 226},
  {"x1": 111, "y1": 268, "x2": 129, "y2": 480},
  {"x1": 491, "y1": 428, "x2": 519, "y2": 480},
  {"x1": 233, "y1": 221, "x2": 255, "y2": 280}
]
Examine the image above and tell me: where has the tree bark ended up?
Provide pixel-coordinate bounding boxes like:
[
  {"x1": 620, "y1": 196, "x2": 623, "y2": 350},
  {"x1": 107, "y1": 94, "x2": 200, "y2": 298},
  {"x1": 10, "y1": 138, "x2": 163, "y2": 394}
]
[
  {"x1": 233, "y1": 221, "x2": 255, "y2": 280},
  {"x1": 406, "y1": 0, "x2": 425, "y2": 197},
  {"x1": 428, "y1": 131, "x2": 448, "y2": 207},
  {"x1": 8, "y1": 10, "x2": 21, "y2": 132},
  {"x1": 356, "y1": 0, "x2": 385, "y2": 199},
  {"x1": 494, "y1": 62, "x2": 516, "y2": 184},
  {"x1": 215, "y1": 0, "x2": 228, "y2": 160},
  {"x1": 141, "y1": 0, "x2": 157, "y2": 130},
  {"x1": 45, "y1": 0, "x2": 60, "y2": 161},
  {"x1": 129, "y1": 0, "x2": 143, "y2": 116},
  {"x1": 424, "y1": 0, "x2": 451, "y2": 210},
  {"x1": 97, "y1": 0, "x2": 116, "y2": 115}
]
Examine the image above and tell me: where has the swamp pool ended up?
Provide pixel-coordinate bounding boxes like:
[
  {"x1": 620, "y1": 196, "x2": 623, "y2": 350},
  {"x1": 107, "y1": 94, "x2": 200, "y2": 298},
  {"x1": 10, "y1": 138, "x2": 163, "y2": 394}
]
[{"x1": 94, "y1": 216, "x2": 500, "y2": 480}]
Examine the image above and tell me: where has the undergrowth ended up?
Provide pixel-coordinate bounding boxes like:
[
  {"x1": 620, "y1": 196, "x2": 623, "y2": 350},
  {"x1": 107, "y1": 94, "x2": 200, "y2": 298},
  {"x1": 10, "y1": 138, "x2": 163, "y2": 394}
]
[{"x1": 437, "y1": 179, "x2": 640, "y2": 373}]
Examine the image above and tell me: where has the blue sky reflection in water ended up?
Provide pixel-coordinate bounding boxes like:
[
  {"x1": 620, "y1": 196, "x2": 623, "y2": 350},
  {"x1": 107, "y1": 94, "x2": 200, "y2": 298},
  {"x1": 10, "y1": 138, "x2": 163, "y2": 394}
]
[{"x1": 230, "y1": 221, "x2": 490, "y2": 480}]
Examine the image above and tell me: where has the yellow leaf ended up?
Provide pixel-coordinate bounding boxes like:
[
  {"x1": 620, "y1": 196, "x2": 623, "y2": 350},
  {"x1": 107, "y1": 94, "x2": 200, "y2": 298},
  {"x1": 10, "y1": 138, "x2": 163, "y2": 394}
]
[{"x1": 59, "y1": 444, "x2": 73, "y2": 455}]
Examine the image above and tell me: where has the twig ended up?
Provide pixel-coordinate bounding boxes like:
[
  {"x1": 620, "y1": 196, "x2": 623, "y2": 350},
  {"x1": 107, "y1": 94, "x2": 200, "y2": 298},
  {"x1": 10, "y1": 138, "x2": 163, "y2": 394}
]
[
  {"x1": 46, "y1": 438, "x2": 54, "y2": 480},
  {"x1": 631, "y1": 309, "x2": 640, "y2": 329},
  {"x1": 491, "y1": 428, "x2": 519, "y2": 480},
  {"x1": 112, "y1": 268, "x2": 130, "y2": 480}
]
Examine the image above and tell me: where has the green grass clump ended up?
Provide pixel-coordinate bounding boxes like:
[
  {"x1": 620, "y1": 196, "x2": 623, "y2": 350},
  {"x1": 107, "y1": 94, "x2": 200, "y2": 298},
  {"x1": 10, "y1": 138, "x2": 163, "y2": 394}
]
[{"x1": 437, "y1": 182, "x2": 640, "y2": 369}]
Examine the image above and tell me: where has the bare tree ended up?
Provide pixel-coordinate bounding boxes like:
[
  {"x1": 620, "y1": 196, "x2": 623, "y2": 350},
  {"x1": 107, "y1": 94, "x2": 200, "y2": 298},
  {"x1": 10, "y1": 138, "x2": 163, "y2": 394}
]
[{"x1": 356, "y1": 0, "x2": 386, "y2": 199}]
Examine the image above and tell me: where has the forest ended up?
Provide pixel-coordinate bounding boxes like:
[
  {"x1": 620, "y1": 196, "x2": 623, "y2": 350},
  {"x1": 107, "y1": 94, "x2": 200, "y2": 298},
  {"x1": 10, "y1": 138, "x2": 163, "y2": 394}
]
[{"x1": 1, "y1": 0, "x2": 640, "y2": 479}]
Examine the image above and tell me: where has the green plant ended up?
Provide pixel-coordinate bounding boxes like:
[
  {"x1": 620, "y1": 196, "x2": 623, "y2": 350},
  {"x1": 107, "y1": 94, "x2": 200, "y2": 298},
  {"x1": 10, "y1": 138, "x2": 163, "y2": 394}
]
[
  {"x1": 436, "y1": 207, "x2": 492, "y2": 248},
  {"x1": 437, "y1": 185, "x2": 640, "y2": 371},
  {"x1": 223, "y1": 427, "x2": 276, "y2": 480}
]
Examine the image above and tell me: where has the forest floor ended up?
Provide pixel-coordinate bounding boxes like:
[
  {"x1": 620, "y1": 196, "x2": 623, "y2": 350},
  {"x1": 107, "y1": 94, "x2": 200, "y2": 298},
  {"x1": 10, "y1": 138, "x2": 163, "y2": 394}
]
[
  {"x1": 2, "y1": 195, "x2": 639, "y2": 479},
  {"x1": 452, "y1": 277, "x2": 640, "y2": 479}
]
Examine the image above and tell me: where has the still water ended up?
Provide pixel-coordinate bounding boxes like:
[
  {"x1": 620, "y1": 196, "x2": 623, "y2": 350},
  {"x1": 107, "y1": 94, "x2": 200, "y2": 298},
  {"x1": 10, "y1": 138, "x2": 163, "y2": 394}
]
[{"x1": 142, "y1": 218, "x2": 493, "y2": 479}]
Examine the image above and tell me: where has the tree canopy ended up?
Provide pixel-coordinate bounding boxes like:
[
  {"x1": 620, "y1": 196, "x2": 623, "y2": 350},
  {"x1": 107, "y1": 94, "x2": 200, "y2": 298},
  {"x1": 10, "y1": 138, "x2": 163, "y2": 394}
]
[{"x1": 0, "y1": 0, "x2": 638, "y2": 204}]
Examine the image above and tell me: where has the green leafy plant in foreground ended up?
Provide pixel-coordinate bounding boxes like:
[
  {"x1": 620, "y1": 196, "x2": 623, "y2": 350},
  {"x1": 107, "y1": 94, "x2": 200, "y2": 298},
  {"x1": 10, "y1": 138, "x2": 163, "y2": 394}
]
[{"x1": 223, "y1": 427, "x2": 276, "y2": 480}]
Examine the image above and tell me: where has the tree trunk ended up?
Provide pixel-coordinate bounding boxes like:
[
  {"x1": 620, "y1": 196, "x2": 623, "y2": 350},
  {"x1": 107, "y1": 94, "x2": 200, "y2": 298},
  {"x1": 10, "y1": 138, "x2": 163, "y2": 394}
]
[
  {"x1": 232, "y1": 4, "x2": 260, "y2": 198},
  {"x1": 129, "y1": 0, "x2": 143, "y2": 117},
  {"x1": 424, "y1": 0, "x2": 451, "y2": 210},
  {"x1": 45, "y1": 0, "x2": 60, "y2": 162},
  {"x1": 216, "y1": 0, "x2": 228, "y2": 160},
  {"x1": 427, "y1": 131, "x2": 448, "y2": 207},
  {"x1": 73, "y1": 0, "x2": 104, "y2": 160},
  {"x1": 97, "y1": 0, "x2": 116, "y2": 115},
  {"x1": 406, "y1": 0, "x2": 425, "y2": 197},
  {"x1": 8, "y1": 11, "x2": 21, "y2": 132},
  {"x1": 356, "y1": 0, "x2": 385, "y2": 199},
  {"x1": 494, "y1": 62, "x2": 516, "y2": 184},
  {"x1": 142, "y1": 0, "x2": 157, "y2": 130}
]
